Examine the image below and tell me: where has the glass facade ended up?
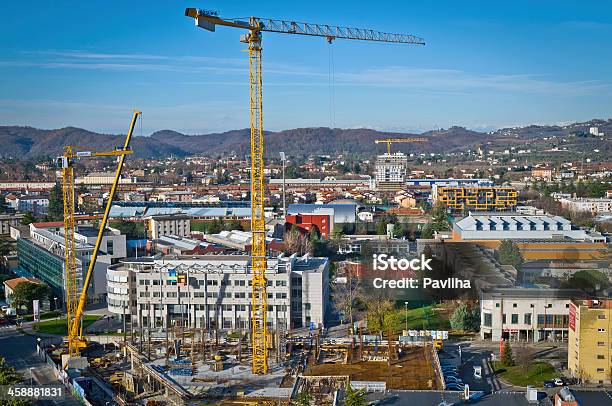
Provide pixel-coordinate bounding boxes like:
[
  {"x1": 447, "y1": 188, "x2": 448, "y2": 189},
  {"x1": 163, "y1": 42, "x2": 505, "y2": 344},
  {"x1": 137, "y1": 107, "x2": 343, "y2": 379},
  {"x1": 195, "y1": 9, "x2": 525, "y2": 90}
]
[{"x1": 17, "y1": 238, "x2": 65, "y2": 303}]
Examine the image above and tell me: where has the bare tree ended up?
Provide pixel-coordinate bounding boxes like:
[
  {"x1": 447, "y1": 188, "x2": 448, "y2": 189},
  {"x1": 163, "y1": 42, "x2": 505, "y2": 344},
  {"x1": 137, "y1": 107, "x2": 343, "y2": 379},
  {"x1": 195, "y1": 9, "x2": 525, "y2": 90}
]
[
  {"x1": 332, "y1": 265, "x2": 362, "y2": 327},
  {"x1": 283, "y1": 227, "x2": 312, "y2": 255},
  {"x1": 515, "y1": 343, "x2": 531, "y2": 372}
]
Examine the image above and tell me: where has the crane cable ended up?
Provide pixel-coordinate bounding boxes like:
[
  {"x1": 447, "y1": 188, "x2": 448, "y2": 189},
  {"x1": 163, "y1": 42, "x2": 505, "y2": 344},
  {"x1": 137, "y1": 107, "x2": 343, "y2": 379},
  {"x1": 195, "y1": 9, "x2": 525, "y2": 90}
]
[{"x1": 328, "y1": 42, "x2": 335, "y2": 129}]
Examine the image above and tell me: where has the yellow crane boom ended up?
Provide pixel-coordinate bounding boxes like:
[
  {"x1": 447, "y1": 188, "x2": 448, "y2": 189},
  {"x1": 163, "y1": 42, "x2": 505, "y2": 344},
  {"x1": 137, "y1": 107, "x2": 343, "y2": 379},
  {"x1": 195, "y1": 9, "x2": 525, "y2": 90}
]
[
  {"x1": 375, "y1": 138, "x2": 427, "y2": 154},
  {"x1": 185, "y1": 7, "x2": 424, "y2": 375},
  {"x1": 59, "y1": 110, "x2": 141, "y2": 360}
]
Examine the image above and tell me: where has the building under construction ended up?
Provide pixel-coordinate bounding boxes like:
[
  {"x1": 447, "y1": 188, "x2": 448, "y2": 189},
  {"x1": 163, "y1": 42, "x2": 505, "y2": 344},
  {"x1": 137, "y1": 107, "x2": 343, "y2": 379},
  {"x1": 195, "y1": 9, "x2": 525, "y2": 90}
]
[{"x1": 41, "y1": 325, "x2": 443, "y2": 405}]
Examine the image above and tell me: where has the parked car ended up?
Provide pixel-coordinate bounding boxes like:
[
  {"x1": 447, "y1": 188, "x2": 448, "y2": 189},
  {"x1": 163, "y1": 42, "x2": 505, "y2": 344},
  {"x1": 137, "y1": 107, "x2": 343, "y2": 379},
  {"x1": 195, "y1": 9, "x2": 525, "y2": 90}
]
[
  {"x1": 543, "y1": 380, "x2": 556, "y2": 388},
  {"x1": 446, "y1": 383, "x2": 465, "y2": 391}
]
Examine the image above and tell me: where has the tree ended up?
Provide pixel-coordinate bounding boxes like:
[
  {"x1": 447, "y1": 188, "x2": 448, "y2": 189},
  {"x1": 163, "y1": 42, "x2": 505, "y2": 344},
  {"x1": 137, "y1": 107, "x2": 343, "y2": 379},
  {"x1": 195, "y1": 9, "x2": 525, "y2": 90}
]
[
  {"x1": 421, "y1": 203, "x2": 450, "y2": 238},
  {"x1": 283, "y1": 226, "x2": 311, "y2": 256},
  {"x1": 497, "y1": 240, "x2": 523, "y2": 269},
  {"x1": 112, "y1": 219, "x2": 141, "y2": 239},
  {"x1": 20, "y1": 211, "x2": 36, "y2": 225},
  {"x1": 449, "y1": 302, "x2": 480, "y2": 332},
  {"x1": 332, "y1": 267, "x2": 361, "y2": 327},
  {"x1": 294, "y1": 388, "x2": 313, "y2": 406},
  {"x1": 47, "y1": 183, "x2": 64, "y2": 221},
  {"x1": 10, "y1": 281, "x2": 52, "y2": 314},
  {"x1": 0, "y1": 357, "x2": 27, "y2": 406},
  {"x1": 501, "y1": 340, "x2": 515, "y2": 367},
  {"x1": 515, "y1": 344, "x2": 532, "y2": 372},
  {"x1": 364, "y1": 298, "x2": 394, "y2": 337},
  {"x1": 330, "y1": 225, "x2": 344, "y2": 245},
  {"x1": 344, "y1": 384, "x2": 366, "y2": 406},
  {"x1": 0, "y1": 195, "x2": 7, "y2": 214}
]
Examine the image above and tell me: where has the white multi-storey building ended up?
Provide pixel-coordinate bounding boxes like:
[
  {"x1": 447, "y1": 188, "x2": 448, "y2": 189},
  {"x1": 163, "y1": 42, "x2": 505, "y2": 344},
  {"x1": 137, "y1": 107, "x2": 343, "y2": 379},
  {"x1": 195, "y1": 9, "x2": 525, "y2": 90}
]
[
  {"x1": 375, "y1": 153, "x2": 408, "y2": 191},
  {"x1": 148, "y1": 215, "x2": 191, "y2": 239},
  {"x1": 106, "y1": 254, "x2": 329, "y2": 331},
  {"x1": 559, "y1": 198, "x2": 612, "y2": 214},
  {"x1": 480, "y1": 288, "x2": 583, "y2": 342}
]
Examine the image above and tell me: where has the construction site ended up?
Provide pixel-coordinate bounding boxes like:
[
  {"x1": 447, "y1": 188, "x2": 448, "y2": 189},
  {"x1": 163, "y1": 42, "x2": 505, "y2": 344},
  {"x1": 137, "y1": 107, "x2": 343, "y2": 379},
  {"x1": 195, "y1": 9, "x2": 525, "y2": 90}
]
[{"x1": 40, "y1": 325, "x2": 443, "y2": 405}]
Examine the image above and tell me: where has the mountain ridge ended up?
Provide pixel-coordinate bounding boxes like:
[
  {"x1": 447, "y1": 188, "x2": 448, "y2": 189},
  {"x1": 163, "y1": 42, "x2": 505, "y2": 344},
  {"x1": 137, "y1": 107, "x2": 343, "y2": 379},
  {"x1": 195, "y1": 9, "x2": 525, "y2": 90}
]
[{"x1": 0, "y1": 118, "x2": 610, "y2": 159}]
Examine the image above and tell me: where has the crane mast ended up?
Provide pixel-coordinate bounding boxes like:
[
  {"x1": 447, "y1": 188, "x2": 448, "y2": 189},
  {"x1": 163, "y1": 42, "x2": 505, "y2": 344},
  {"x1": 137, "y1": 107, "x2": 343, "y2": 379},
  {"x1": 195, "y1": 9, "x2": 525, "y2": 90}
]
[
  {"x1": 59, "y1": 111, "x2": 140, "y2": 360},
  {"x1": 185, "y1": 7, "x2": 424, "y2": 375}
]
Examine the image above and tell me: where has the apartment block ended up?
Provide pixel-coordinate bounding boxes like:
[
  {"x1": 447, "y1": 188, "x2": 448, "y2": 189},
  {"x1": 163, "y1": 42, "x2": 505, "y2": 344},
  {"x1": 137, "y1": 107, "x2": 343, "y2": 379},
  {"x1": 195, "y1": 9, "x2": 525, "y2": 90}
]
[
  {"x1": 560, "y1": 197, "x2": 612, "y2": 214},
  {"x1": 434, "y1": 186, "x2": 517, "y2": 212},
  {"x1": 568, "y1": 299, "x2": 612, "y2": 383},
  {"x1": 148, "y1": 214, "x2": 191, "y2": 239}
]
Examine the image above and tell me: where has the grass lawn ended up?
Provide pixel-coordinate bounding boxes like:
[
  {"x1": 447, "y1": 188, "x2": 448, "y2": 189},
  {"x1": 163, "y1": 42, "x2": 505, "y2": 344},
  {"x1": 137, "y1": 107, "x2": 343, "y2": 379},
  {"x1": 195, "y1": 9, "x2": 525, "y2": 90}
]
[
  {"x1": 34, "y1": 315, "x2": 102, "y2": 335},
  {"x1": 386, "y1": 304, "x2": 451, "y2": 334},
  {"x1": 493, "y1": 361, "x2": 557, "y2": 387}
]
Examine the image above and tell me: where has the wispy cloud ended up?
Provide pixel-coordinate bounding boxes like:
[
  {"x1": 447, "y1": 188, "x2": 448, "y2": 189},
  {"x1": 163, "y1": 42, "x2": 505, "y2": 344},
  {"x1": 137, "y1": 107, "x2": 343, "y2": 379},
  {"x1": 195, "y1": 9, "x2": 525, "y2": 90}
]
[
  {"x1": 333, "y1": 67, "x2": 610, "y2": 96},
  {"x1": 2, "y1": 49, "x2": 610, "y2": 99}
]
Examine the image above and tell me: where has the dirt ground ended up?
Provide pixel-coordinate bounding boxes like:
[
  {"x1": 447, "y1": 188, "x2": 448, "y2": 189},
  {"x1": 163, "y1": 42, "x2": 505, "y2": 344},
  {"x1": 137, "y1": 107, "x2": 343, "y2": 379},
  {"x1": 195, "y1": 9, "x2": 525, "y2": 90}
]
[{"x1": 304, "y1": 347, "x2": 439, "y2": 390}]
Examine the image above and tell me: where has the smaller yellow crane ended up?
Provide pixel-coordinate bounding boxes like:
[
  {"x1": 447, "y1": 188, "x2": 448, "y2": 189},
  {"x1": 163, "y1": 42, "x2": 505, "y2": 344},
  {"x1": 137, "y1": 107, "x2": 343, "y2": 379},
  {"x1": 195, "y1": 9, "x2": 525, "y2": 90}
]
[
  {"x1": 57, "y1": 110, "x2": 140, "y2": 362},
  {"x1": 375, "y1": 138, "x2": 427, "y2": 154}
]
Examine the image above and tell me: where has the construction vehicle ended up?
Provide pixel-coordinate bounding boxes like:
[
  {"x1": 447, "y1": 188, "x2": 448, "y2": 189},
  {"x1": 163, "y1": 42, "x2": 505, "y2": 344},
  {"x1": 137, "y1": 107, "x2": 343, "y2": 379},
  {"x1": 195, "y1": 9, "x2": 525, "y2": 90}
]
[
  {"x1": 57, "y1": 110, "x2": 141, "y2": 366},
  {"x1": 375, "y1": 138, "x2": 427, "y2": 154},
  {"x1": 185, "y1": 6, "x2": 424, "y2": 375}
]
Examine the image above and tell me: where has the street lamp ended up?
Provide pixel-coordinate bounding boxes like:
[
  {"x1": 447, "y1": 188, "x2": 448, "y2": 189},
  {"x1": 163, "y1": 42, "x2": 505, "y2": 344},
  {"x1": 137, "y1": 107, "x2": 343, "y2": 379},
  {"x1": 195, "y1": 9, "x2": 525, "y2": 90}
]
[
  {"x1": 404, "y1": 302, "x2": 409, "y2": 333},
  {"x1": 29, "y1": 367, "x2": 34, "y2": 385},
  {"x1": 280, "y1": 152, "x2": 286, "y2": 217}
]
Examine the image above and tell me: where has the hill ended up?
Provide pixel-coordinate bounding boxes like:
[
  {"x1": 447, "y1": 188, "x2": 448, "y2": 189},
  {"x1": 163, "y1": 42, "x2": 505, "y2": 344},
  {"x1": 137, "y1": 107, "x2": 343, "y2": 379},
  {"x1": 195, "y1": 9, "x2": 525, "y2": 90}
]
[{"x1": 0, "y1": 119, "x2": 609, "y2": 159}]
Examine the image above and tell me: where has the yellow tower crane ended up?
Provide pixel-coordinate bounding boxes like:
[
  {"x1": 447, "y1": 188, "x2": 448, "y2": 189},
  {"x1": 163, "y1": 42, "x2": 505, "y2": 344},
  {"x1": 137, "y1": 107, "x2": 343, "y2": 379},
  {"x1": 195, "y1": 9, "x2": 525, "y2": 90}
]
[
  {"x1": 57, "y1": 110, "x2": 141, "y2": 361},
  {"x1": 375, "y1": 138, "x2": 428, "y2": 154},
  {"x1": 185, "y1": 7, "x2": 424, "y2": 374}
]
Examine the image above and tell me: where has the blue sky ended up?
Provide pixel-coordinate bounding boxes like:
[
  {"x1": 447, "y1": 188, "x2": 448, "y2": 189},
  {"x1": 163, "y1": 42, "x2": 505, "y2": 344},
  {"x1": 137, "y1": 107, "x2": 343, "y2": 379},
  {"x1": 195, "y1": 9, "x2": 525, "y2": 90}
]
[{"x1": 1, "y1": 1, "x2": 611, "y2": 134}]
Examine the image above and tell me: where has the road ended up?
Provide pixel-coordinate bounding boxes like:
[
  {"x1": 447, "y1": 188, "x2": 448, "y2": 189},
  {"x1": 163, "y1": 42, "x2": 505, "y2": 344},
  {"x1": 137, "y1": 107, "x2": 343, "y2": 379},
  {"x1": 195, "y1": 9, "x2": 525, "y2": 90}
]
[{"x1": 0, "y1": 324, "x2": 81, "y2": 405}]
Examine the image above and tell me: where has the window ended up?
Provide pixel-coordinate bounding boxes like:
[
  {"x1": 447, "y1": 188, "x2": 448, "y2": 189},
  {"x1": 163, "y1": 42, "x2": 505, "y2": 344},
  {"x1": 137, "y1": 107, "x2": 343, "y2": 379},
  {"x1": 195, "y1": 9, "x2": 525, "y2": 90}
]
[
  {"x1": 502, "y1": 314, "x2": 506, "y2": 324},
  {"x1": 597, "y1": 355, "x2": 605, "y2": 360},
  {"x1": 537, "y1": 314, "x2": 545, "y2": 324},
  {"x1": 235, "y1": 280, "x2": 246, "y2": 287},
  {"x1": 511, "y1": 314, "x2": 518, "y2": 324},
  {"x1": 598, "y1": 314, "x2": 606, "y2": 320},
  {"x1": 276, "y1": 293, "x2": 287, "y2": 299},
  {"x1": 206, "y1": 292, "x2": 218, "y2": 298},
  {"x1": 222, "y1": 305, "x2": 232, "y2": 311},
  {"x1": 598, "y1": 328, "x2": 606, "y2": 333},
  {"x1": 524, "y1": 313, "x2": 532, "y2": 325},
  {"x1": 484, "y1": 313, "x2": 492, "y2": 327},
  {"x1": 495, "y1": 303, "x2": 500, "y2": 308},
  {"x1": 512, "y1": 303, "x2": 517, "y2": 308},
  {"x1": 304, "y1": 303, "x2": 311, "y2": 310},
  {"x1": 107, "y1": 240, "x2": 114, "y2": 255},
  {"x1": 166, "y1": 292, "x2": 177, "y2": 298},
  {"x1": 207, "y1": 280, "x2": 218, "y2": 286},
  {"x1": 276, "y1": 280, "x2": 287, "y2": 287},
  {"x1": 235, "y1": 292, "x2": 246, "y2": 299},
  {"x1": 597, "y1": 342, "x2": 605, "y2": 347},
  {"x1": 597, "y1": 368, "x2": 605, "y2": 373}
]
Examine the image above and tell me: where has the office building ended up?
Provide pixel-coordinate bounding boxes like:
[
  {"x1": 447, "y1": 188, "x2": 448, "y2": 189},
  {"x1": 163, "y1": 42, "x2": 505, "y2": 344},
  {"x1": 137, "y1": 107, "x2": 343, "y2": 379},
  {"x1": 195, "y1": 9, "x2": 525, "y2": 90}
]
[
  {"x1": 106, "y1": 254, "x2": 329, "y2": 330},
  {"x1": 480, "y1": 288, "x2": 584, "y2": 342},
  {"x1": 16, "y1": 223, "x2": 126, "y2": 304},
  {"x1": 375, "y1": 153, "x2": 408, "y2": 191},
  {"x1": 568, "y1": 299, "x2": 612, "y2": 384}
]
